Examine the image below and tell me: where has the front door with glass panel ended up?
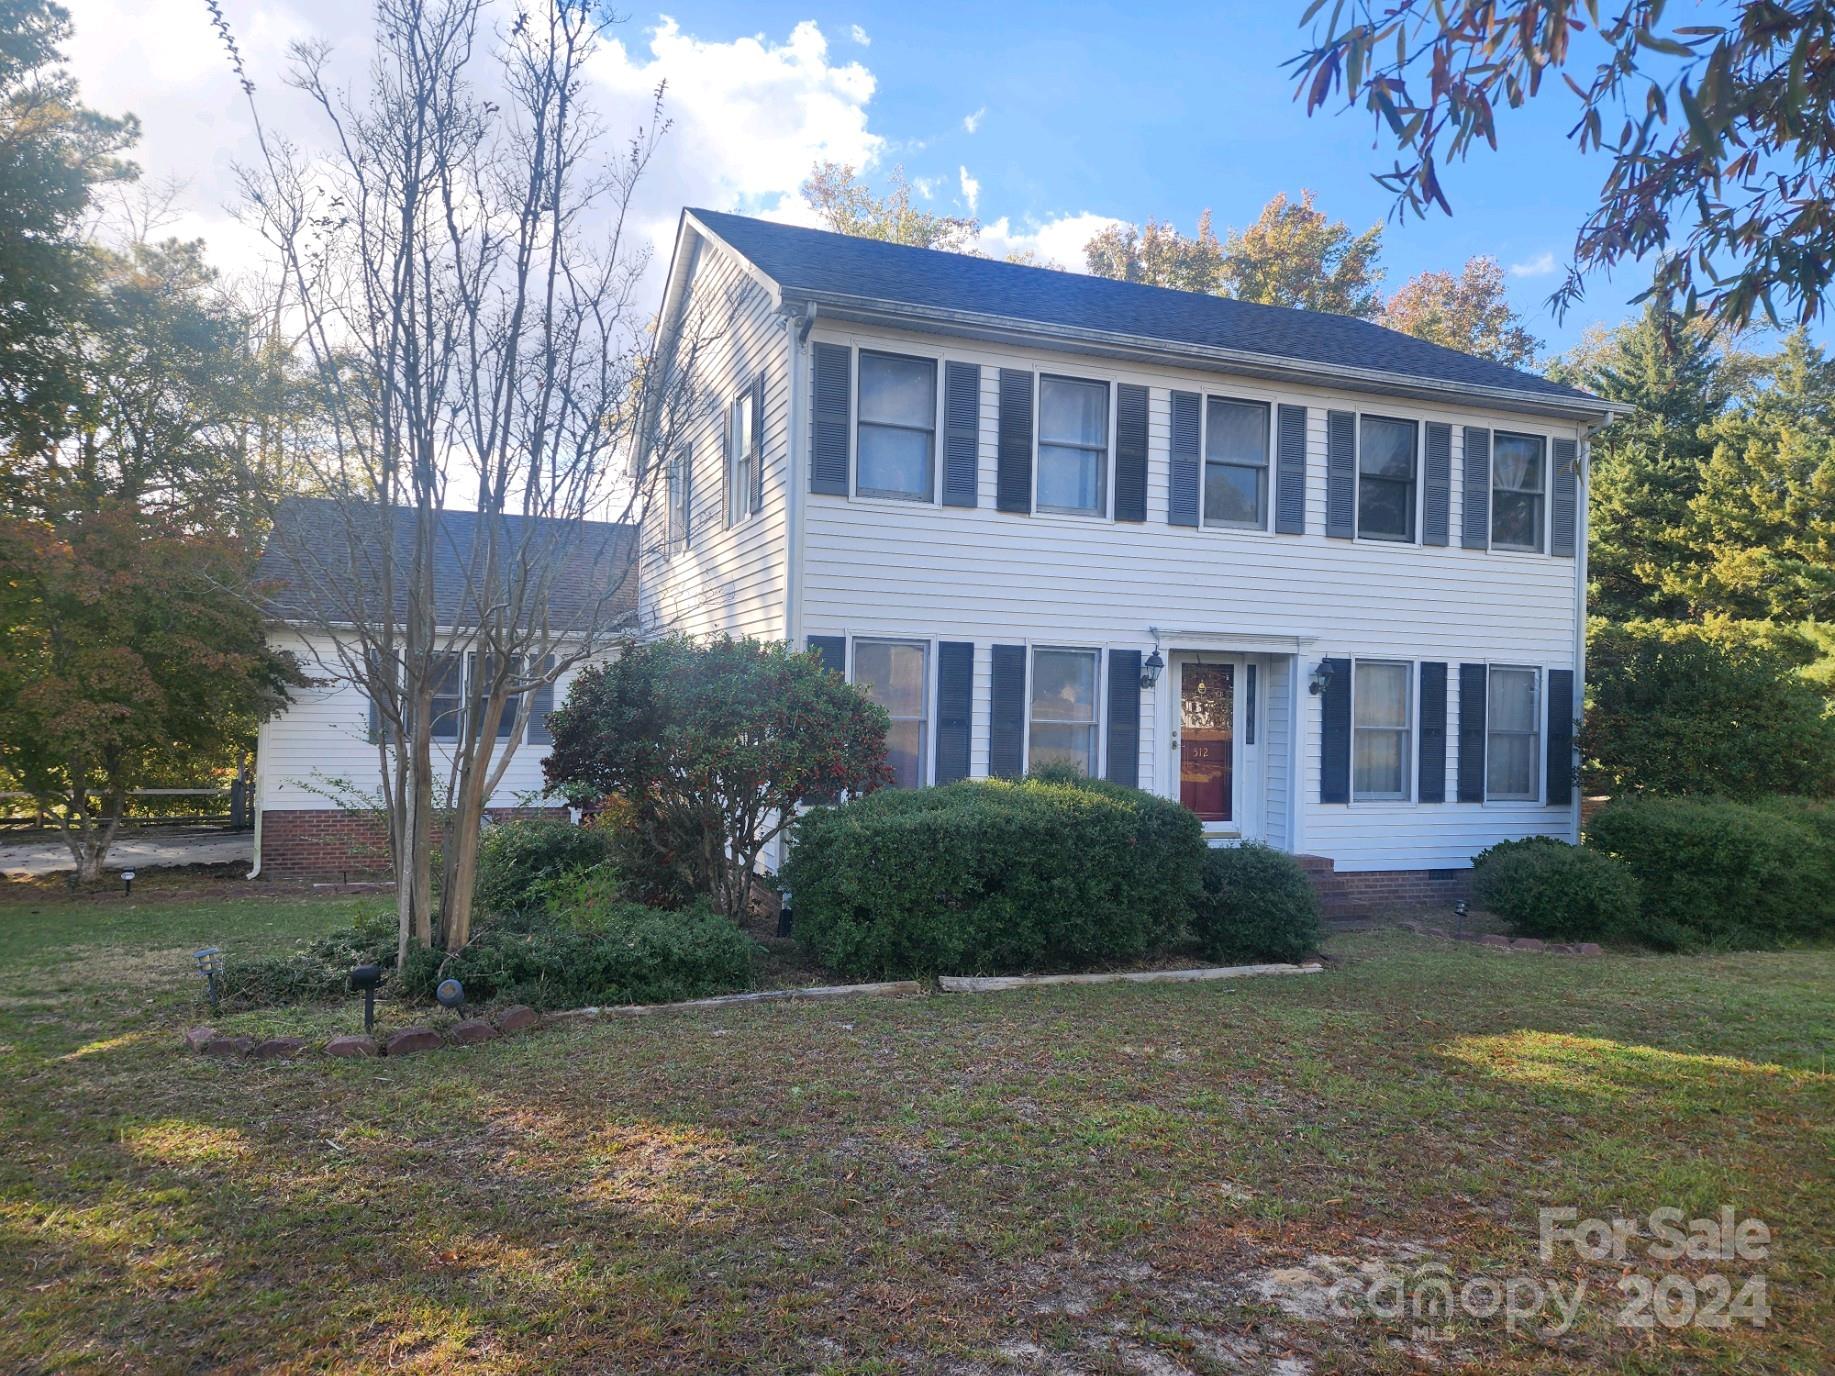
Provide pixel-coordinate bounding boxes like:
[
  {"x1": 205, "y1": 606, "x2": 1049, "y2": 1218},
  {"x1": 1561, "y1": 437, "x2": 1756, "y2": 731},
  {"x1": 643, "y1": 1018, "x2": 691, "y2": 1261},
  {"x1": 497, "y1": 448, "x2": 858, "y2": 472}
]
[{"x1": 1178, "y1": 661, "x2": 1235, "y2": 823}]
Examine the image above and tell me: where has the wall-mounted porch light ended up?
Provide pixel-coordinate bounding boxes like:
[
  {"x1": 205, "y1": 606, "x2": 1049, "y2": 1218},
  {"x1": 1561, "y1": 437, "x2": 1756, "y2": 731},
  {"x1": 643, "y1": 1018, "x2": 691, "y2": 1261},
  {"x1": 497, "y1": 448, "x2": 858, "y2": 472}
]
[
  {"x1": 1140, "y1": 627, "x2": 1165, "y2": 689},
  {"x1": 1308, "y1": 660, "x2": 1337, "y2": 696}
]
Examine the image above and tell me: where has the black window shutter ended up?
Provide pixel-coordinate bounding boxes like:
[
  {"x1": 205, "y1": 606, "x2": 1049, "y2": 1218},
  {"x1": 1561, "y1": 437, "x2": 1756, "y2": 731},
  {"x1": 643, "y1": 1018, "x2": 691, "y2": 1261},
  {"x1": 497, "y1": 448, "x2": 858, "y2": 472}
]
[
  {"x1": 1462, "y1": 427, "x2": 1491, "y2": 549},
  {"x1": 935, "y1": 640, "x2": 974, "y2": 783},
  {"x1": 989, "y1": 643, "x2": 1027, "y2": 777},
  {"x1": 1105, "y1": 649, "x2": 1141, "y2": 786},
  {"x1": 1168, "y1": 390, "x2": 1200, "y2": 526},
  {"x1": 1457, "y1": 662, "x2": 1488, "y2": 802},
  {"x1": 1423, "y1": 421, "x2": 1452, "y2": 546},
  {"x1": 751, "y1": 371, "x2": 766, "y2": 514},
  {"x1": 1319, "y1": 656, "x2": 1352, "y2": 803},
  {"x1": 366, "y1": 690, "x2": 382, "y2": 745},
  {"x1": 1546, "y1": 668, "x2": 1575, "y2": 805},
  {"x1": 1551, "y1": 438, "x2": 1578, "y2": 557},
  {"x1": 1325, "y1": 410, "x2": 1355, "y2": 538},
  {"x1": 943, "y1": 361, "x2": 980, "y2": 507},
  {"x1": 807, "y1": 635, "x2": 846, "y2": 677},
  {"x1": 810, "y1": 343, "x2": 851, "y2": 495},
  {"x1": 1417, "y1": 661, "x2": 1447, "y2": 803},
  {"x1": 1275, "y1": 403, "x2": 1307, "y2": 534},
  {"x1": 1114, "y1": 384, "x2": 1149, "y2": 522},
  {"x1": 996, "y1": 369, "x2": 1033, "y2": 513}
]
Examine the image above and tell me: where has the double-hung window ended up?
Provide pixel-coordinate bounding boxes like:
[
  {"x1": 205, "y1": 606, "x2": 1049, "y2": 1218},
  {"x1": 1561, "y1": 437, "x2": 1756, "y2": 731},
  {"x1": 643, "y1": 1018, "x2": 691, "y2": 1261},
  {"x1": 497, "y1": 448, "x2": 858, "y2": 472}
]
[
  {"x1": 1492, "y1": 432, "x2": 1546, "y2": 552},
  {"x1": 665, "y1": 449, "x2": 691, "y2": 554},
  {"x1": 1204, "y1": 397, "x2": 1269, "y2": 528},
  {"x1": 852, "y1": 639, "x2": 929, "y2": 788},
  {"x1": 1357, "y1": 415, "x2": 1418, "y2": 541},
  {"x1": 1486, "y1": 666, "x2": 1540, "y2": 800},
  {"x1": 470, "y1": 654, "x2": 521, "y2": 740},
  {"x1": 725, "y1": 390, "x2": 756, "y2": 527},
  {"x1": 427, "y1": 653, "x2": 465, "y2": 741},
  {"x1": 1037, "y1": 375, "x2": 1108, "y2": 516},
  {"x1": 856, "y1": 352, "x2": 937, "y2": 500},
  {"x1": 1352, "y1": 660, "x2": 1411, "y2": 800},
  {"x1": 1028, "y1": 647, "x2": 1100, "y2": 774}
]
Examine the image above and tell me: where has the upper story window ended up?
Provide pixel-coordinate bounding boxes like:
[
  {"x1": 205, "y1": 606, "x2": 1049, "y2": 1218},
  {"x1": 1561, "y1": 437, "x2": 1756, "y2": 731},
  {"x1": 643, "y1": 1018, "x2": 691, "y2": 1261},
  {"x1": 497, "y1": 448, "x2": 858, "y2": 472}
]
[
  {"x1": 428, "y1": 653, "x2": 464, "y2": 740},
  {"x1": 1037, "y1": 375, "x2": 1109, "y2": 516},
  {"x1": 1204, "y1": 397, "x2": 1269, "y2": 529},
  {"x1": 1357, "y1": 415, "x2": 1418, "y2": 542},
  {"x1": 1028, "y1": 646, "x2": 1100, "y2": 774},
  {"x1": 664, "y1": 449, "x2": 691, "y2": 555},
  {"x1": 725, "y1": 390, "x2": 757, "y2": 527},
  {"x1": 852, "y1": 638, "x2": 928, "y2": 787},
  {"x1": 857, "y1": 352, "x2": 937, "y2": 500},
  {"x1": 1352, "y1": 659, "x2": 1411, "y2": 800},
  {"x1": 1492, "y1": 432, "x2": 1546, "y2": 552},
  {"x1": 1486, "y1": 666, "x2": 1540, "y2": 800}
]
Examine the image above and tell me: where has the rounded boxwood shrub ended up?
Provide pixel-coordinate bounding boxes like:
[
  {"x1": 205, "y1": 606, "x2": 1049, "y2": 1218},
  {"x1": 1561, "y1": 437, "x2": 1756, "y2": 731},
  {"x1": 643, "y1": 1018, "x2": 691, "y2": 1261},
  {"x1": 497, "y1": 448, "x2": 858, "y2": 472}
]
[
  {"x1": 1191, "y1": 843, "x2": 1320, "y2": 965},
  {"x1": 399, "y1": 895, "x2": 758, "y2": 1010},
  {"x1": 782, "y1": 773, "x2": 1205, "y2": 979},
  {"x1": 1470, "y1": 837, "x2": 1643, "y2": 942},
  {"x1": 1585, "y1": 796, "x2": 1834, "y2": 949},
  {"x1": 474, "y1": 817, "x2": 613, "y2": 918}
]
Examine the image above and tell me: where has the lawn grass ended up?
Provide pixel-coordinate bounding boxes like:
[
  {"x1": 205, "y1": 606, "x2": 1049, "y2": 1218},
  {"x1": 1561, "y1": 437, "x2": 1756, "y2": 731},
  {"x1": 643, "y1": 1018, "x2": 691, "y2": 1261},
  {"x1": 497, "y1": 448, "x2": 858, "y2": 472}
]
[{"x1": 1, "y1": 883, "x2": 1829, "y2": 1374}]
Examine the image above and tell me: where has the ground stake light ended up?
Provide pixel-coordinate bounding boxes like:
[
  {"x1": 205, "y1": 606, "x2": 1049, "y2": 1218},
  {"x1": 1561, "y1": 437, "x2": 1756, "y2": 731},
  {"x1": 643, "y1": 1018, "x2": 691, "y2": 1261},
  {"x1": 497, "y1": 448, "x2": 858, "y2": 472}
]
[
  {"x1": 436, "y1": 977, "x2": 467, "y2": 1019},
  {"x1": 193, "y1": 947, "x2": 224, "y2": 1012},
  {"x1": 350, "y1": 963, "x2": 382, "y2": 1034},
  {"x1": 121, "y1": 869, "x2": 136, "y2": 897}
]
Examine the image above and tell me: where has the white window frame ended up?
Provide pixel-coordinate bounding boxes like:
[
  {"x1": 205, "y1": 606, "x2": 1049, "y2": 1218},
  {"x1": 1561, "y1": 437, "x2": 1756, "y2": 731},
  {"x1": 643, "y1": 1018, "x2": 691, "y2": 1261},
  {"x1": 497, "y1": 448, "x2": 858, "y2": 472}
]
[
  {"x1": 1491, "y1": 431, "x2": 1548, "y2": 554},
  {"x1": 725, "y1": 388, "x2": 758, "y2": 528},
  {"x1": 1025, "y1": 644, "x2": 1104, "y2": 777},
  {"x1": 664, "y1": 447, "x2": 691, "y2": 556},
  {"x1": 1354, "y1": 413, "x2": 1421, "y2": 544},
  {"x1": 1202, "y1": 394, "x2": 1273, "y2": 531},
  {"x1": 854, "y1": 350, "x2": 940, "y2": 504},
  {"x1": 1033, "y1": 374, "x2": 1113, "y2": 519},
  {"x1": 848, "y1": 636, "x2": 932, "y2": 789},
  {"x1": 1484, "y1": 664, "x2": 1542, "y2": 802},
  {"x1": 1350, "y1": 658, "x2": 1413, "y2": 802},
  {"x1": 426, "y1": 651, "x2": 466, "y2": 741}
]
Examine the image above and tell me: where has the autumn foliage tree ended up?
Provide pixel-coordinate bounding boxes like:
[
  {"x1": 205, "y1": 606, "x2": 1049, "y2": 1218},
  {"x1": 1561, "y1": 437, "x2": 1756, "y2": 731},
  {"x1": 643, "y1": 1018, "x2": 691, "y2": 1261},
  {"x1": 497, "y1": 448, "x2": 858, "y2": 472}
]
[
  {"x1": 0, "y1": 509, "x2": 299, "y2": 879},
  {"x1": 544, "y1": 637, "x2": 890, "y2": 921},
  {"x1": 1381, "y1": 256, "x2": 1541, "y2": 366}
]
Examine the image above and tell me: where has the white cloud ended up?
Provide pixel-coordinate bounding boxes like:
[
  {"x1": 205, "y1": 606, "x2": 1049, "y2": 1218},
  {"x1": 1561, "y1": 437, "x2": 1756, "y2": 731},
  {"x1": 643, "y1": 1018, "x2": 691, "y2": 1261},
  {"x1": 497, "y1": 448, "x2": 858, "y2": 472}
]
[
  {"x1": 911, "y1": 175, "x2": 939, "y2": 198},
  {"x1": 65, "y1": 6, "x2": 886, "y2": 295},
  {"x1": 849, "y1": 23, "x2": 871, "y2": 46},
  {"x1": 1509, "y1": 251, "x2": 1559, "y2": 278},
  {"x1": 977, "y1": 211, "x2": 1125, "y2": 270},
  {"x1": 958, "y1": 165, "x2": 980, "y2": 214},
  {"x1": 963, "y1": 106, "x2": 986, "y2": 134}
]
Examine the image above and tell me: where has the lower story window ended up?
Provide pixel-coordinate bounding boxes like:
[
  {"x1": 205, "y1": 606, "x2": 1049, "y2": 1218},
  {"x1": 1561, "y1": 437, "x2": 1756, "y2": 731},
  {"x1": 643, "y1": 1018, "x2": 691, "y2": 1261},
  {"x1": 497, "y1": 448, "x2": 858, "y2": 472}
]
[
  {"x1": 852, "y1": 638, "x2": 928, "y2": 788},
  {"x1": 1353, "y1": 659, "x2": 1411, "y2": 800},
  {"x1": 1029, "y1": 646, "x2": 1099, "y2": 774},
  {"x1": 1487, "y1": 665, "x2": 1540, "y2": 800}
]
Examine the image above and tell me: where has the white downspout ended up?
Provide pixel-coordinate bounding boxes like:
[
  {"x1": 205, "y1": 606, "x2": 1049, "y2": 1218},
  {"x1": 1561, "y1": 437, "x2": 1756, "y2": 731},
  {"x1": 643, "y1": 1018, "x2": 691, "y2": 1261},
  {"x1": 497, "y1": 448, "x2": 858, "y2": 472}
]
[
  {"x1": 245, "y1": 718, "x2": 266, "y2": 879},
  {"x1": 1571, "y1": 422, "x2": 1594, "y2": 843},
  {"x1": 783, "y1": 302, "x2": 815, "y2": 647}
]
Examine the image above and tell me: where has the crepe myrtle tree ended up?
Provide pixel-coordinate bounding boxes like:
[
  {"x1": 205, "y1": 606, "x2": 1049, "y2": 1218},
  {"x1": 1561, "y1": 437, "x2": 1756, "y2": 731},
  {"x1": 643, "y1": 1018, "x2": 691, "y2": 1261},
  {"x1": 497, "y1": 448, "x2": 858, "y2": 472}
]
[
  {"x1": 543, "y1": 636, "x2": 893, "y2": 921},
  {"x1": 221, "y1": 0, "x2": 713, "y2": 960}
]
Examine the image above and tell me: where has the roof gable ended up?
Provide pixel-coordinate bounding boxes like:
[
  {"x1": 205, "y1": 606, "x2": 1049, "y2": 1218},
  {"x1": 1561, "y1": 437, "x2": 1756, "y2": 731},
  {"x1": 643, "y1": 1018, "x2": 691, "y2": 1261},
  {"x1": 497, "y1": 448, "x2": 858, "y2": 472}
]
[{"x1": 686, "y1": 208, "x2": 1606, "y2": 413}]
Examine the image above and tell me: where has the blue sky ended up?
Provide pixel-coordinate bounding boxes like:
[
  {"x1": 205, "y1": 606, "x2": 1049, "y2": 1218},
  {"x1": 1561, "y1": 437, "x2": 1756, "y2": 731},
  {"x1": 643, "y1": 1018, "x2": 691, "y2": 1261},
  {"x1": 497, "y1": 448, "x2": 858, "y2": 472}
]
[{"x1": 75, "y1": 0, "x2": 1796, "y2": 362}]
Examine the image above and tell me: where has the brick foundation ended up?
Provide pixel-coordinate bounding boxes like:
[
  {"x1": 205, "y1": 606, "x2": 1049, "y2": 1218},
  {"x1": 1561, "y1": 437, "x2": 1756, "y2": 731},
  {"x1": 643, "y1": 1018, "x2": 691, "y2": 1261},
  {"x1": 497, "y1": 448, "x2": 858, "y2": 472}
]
[
  {"x1": 257, "y1": 806, "x2": 569, "y2": 878},
  {"x1": 1295, "y1": 853, "x2": 1470, "y2": 921}
]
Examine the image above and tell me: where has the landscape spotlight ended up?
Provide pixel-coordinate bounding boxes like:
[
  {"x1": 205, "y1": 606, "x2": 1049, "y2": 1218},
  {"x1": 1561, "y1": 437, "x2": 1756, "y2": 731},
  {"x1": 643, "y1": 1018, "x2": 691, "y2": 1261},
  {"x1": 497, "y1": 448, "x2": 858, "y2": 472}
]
[
  {"x1": 1453, "y1": 899, "x2": 1470, "y2": 937},
  {"x1": 193, "y1": 947, "x2": 224, "y2": 1012},
  {"x1": 350, "y1": 962, "x2": 383, "y2": 1034},
  {"x1": 436, "y1": 977, "x2": 467, "y2": 1018},
  {"x1": 121, "y1": 869, "x2": 136, "y2": 897}
]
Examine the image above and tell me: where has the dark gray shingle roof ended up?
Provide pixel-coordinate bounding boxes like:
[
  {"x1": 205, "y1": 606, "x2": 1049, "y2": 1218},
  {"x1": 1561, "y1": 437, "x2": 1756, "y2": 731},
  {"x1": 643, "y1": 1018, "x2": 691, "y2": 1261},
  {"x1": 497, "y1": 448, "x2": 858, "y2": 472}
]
[
  {"x1": 256, "y1": 497, "x2": 636, "y2": 629},
  {"x1": 689, "y1": 208, "x2": 1601, "y2": 408}
]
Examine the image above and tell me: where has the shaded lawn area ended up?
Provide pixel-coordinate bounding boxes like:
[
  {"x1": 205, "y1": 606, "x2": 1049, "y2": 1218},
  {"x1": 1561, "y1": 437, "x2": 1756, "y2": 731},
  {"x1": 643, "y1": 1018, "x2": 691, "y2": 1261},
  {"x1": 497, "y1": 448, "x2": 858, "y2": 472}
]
[{"x1": 0, "y1": 888, "x2": 1830, "y2": 1375}]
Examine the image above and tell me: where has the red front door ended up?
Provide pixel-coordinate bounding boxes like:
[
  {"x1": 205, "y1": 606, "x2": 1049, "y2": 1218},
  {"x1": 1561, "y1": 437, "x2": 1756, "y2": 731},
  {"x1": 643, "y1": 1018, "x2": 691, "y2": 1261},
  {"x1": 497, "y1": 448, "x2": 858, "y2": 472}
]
[{"x1": 1179, "y1": 662, "x2": 1234, "y2": 822}]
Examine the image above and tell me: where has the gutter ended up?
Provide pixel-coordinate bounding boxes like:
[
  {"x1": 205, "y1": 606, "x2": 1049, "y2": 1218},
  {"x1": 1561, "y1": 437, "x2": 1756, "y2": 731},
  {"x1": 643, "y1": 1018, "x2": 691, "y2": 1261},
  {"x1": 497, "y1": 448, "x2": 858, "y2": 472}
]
[
  {"x1": 1571, "y1": 419, "x2": 1597, "y2": 843},
  {"x1": 246, "y1": 718, "x2": 266, "y2": 879},
  {"x1": 781, "y1": 290, "x2": 1630, "y2": 425}
]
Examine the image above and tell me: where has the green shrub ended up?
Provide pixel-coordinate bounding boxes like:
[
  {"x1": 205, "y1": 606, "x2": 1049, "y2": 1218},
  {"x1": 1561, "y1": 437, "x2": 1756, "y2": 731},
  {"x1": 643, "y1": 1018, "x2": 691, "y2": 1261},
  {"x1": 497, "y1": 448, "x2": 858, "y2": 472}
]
[
  {"x1": 1470, "y1": 838, "x2": 1643, "y2": 942},
  {"x1": 474, "y1": 817, "x2": 613, "y2": 917},
  {"x1": 1586, "y1": 796, "x2": 1835, "y2": 949},
  {"x1": 398, "y1": 898, "x2": 757, "y2": 1010},
  {"x1": 782, "y1": 774, "x2": 1205, "y2": 979},
  {"x1": 217, "y1": 908, "x2": 397, "y2": 1009},
  {"x1": 1584, "y1": 621, "x2": 1835, "y2": 798},
  {"x1": 1191, "y1": 843, "x2": 1321, "y2": 964}
]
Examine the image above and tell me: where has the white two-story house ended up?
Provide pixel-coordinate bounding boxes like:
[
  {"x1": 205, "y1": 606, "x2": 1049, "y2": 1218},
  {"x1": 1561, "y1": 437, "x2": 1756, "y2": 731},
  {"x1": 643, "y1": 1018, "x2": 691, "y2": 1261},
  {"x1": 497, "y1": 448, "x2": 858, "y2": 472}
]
[{"x1": 641, "y1": 209, "x2": 1624, "y2": 909}]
